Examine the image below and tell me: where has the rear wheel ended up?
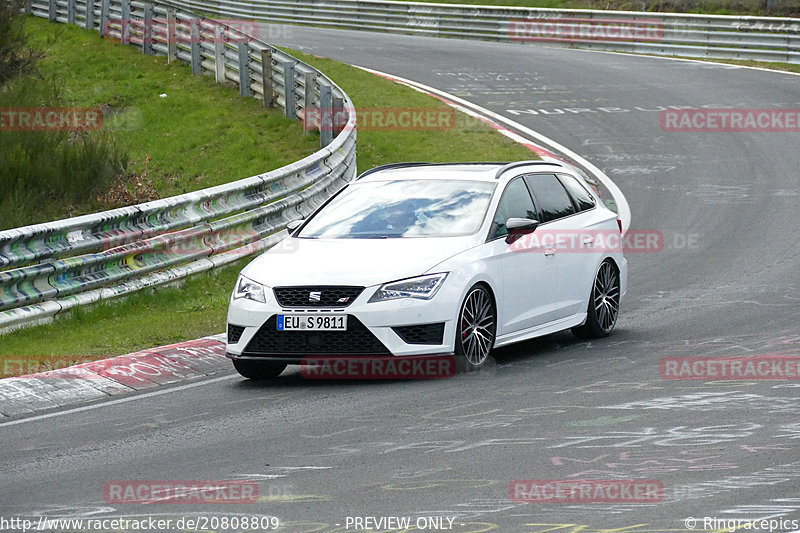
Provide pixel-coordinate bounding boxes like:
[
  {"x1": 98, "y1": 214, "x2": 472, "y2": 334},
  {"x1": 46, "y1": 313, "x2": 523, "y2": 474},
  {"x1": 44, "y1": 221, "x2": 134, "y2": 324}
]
[
  {"x1": 232, "y1": 359, "x2": 287, "y2": 380},
  {"x1": 455, "y1": 284, "x2": 496, "y2": 370},
  {"x1": 572, "y1": 260, "x2": 620, "y2": 339}
]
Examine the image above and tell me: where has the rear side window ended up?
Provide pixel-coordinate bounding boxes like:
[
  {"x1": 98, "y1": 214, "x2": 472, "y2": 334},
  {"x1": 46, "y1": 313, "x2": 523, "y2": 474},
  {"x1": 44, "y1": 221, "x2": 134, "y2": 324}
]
[
  {"x1": 525, "y1": 174, "x2": 575, "y2": 223},
  {"x1": 558, "y1": 174, "x2": 596, "y2": 212}
]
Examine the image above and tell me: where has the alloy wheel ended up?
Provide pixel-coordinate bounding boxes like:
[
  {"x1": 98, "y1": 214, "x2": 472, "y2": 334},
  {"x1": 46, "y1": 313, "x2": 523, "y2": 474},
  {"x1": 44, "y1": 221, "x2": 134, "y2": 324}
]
[{"x1": 459, "y1": 286, "x2": 496, "y2": 367}]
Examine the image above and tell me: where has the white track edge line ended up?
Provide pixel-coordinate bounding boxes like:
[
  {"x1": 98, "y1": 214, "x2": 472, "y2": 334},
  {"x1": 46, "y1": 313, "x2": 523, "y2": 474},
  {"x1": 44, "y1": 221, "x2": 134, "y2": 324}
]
[
  {"x1": 555, "y1": 47, "x2": 800, "y2": 77},
  {"x1": 0, "y1": 374, "x2": 238, "y2": 427}
]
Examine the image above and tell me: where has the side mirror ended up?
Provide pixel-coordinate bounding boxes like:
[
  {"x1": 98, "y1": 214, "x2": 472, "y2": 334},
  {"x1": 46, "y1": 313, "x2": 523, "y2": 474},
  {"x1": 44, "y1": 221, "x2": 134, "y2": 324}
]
[
  {"x1": 286, "y1": 219, "x2": 305, "y2": 233},
  {"x1": 505, "y1": 217, "x2": 539, "y2": 244}
]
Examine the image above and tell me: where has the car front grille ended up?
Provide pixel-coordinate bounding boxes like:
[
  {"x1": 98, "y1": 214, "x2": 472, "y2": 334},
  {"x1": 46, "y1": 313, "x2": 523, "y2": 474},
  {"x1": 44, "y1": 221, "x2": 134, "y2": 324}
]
[
  {"x1": 244, "y1": 315, "x2": 391, "y2": 356},
  {"x1": 392, "y1": 323, "x2": 446, "y2": 345},
  {"x1": 273, "y1": 286, "x2": 364, "y2": 308},
  {"x1": 228, "y1": 324, "x2": 245, "y2": 344}
]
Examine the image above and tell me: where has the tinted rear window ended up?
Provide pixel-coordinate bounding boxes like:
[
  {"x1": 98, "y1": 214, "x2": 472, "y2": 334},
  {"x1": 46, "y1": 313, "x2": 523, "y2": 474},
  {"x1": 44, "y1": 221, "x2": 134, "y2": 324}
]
[
  {"x1": 558, "y1": 174, "x2": 596, "y2": 212},
  {"x1": 526, "y1": 174, "x2": 575, "y2": 223}
]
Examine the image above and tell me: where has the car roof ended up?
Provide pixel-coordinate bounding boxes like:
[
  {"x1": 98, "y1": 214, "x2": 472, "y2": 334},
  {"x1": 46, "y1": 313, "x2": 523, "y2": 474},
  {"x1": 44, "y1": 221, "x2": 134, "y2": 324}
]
[{"x1": 355, "y1": 161, "x2": 567, "y2": 183}]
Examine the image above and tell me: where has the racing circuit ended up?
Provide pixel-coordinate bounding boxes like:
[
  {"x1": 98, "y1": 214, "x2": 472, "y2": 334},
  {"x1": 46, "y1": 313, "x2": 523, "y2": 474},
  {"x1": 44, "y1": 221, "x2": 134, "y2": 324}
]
[{"x1": 1, "y1": 15, "x2": 799, "y2": 533}]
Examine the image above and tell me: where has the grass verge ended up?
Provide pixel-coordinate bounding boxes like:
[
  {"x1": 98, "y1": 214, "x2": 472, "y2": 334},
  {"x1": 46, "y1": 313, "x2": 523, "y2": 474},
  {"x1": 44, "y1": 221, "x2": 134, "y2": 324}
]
[{"x1": 0, "y1": 29, "x2": 536, "y2": 375}]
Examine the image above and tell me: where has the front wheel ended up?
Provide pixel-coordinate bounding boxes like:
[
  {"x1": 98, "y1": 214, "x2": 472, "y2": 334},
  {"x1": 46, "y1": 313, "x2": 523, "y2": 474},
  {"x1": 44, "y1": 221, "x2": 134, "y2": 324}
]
[
  {"x1": 232, "y1": 359, "x2": 287, "y2": 380},
  {"x1": 572, "y1": 260, "x2": 620, "y2": 339},
  {"x1": 455, "y1": 284, "x2": 497, "y2": 370}
]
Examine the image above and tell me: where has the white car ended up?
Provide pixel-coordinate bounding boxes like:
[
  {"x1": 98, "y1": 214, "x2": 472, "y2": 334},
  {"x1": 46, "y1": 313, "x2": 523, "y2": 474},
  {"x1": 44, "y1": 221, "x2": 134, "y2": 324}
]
[{"x1": 226, "y1": 161, "x2": 627, "y2": 379}]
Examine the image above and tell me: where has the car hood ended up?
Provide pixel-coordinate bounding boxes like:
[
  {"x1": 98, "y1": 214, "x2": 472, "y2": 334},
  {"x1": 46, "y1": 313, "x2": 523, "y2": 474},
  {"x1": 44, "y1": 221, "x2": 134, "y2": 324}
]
[{"x1": 241, "y1": 235, "x2": 475, "y2": 287}]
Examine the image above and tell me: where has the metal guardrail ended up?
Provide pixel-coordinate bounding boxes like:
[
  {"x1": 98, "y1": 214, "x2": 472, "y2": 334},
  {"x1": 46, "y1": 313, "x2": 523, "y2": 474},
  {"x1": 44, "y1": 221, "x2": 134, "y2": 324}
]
[
  {"x1": 1, "y1": 0, "x2": 357, "y2": 332},
  {"x1": 169, "y1": 0, "x2": 800, "y2": 64}
]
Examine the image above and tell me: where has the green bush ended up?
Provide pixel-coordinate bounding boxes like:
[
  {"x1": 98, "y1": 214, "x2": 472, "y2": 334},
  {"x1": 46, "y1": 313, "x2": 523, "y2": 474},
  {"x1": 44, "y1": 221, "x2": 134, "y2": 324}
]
[
  {"x1": 0, "y1": 14, "x2": 128, "y2": 229},
  {"x1": 0, "y1": 72, "x2": 128, "y2": 229},
  {"x1": 0, "y1": 0, "x2": 37, "y2": 86}
]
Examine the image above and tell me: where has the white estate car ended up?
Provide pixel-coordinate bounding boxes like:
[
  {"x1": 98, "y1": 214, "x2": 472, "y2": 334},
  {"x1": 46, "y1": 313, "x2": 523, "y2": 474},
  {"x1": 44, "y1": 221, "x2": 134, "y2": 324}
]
[{"x1": 226, "y1": 161, "x2": 627, "y2": 379}]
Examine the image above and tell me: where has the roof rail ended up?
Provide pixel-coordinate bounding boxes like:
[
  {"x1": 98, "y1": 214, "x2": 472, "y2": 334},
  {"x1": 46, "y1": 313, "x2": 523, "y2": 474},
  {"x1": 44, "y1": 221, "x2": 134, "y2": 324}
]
[
  {"x1": 494, "y1": 160, "x2": 562, "y2": 179},
  {"x1": 355, "y1": 161, "x2": 511, "y2": 180}
]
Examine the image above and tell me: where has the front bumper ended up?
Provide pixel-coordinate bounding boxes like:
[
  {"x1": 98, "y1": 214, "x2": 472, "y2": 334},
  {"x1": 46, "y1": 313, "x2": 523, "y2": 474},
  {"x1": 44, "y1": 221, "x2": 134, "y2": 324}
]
[{"x1": 226, "y1": 282, "x2": 460, "y2": 363}]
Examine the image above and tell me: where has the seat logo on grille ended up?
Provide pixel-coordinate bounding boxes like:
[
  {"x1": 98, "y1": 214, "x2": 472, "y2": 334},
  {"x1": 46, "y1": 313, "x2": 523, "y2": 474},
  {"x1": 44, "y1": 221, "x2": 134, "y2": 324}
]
[{"x1": 309, "y1": 291, "x2": 322, "y2": 302}]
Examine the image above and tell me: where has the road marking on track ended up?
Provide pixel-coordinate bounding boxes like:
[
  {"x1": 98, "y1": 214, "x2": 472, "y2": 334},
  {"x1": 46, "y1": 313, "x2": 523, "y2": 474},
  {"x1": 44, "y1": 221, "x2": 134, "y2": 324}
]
[
  {"x1": 0, "y1": 373, "x2": 238, "y2": 428},
  {"x1": 566, "y1": 47, "x2": 800, "y2": 77}
]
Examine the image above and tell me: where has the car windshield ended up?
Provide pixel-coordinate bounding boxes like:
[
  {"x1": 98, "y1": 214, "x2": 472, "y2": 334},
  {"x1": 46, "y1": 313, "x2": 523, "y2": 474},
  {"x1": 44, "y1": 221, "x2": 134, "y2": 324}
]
[{"x1": 298, "y1": 179, "x2": 496, "y2": 239}]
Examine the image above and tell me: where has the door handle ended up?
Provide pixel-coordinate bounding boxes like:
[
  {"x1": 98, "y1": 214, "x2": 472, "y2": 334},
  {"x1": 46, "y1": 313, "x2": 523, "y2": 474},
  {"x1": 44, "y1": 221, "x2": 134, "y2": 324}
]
[
  {"x1": 544, "y1": 248, "x2": 556, "y2": 256},
  {"x1": 583, "y1": 237, "x2": 594, "y2": 246}
]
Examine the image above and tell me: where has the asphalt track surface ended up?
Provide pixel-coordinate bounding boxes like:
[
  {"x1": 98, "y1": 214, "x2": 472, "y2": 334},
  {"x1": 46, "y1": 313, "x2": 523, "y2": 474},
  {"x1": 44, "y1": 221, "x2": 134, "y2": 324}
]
[{"x1": 2, "y1": 26, "x2": 800, "y2": 533}]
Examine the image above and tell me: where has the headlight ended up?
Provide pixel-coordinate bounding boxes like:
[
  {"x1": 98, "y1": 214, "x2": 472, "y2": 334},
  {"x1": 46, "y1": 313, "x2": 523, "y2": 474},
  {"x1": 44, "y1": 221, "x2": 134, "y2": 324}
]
[
  {"x1": 233, "y1": 275, "x2": 266, "y2": 303},
  {"x1": 368, "y1": 273, "x2": 448, "y2": 303}
]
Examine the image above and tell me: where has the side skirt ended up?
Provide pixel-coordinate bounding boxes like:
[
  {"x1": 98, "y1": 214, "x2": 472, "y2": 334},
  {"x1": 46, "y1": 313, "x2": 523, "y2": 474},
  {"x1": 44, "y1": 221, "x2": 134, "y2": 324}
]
[{"x1": 493, "y1": 313, "x2": 587, "y2": 348}]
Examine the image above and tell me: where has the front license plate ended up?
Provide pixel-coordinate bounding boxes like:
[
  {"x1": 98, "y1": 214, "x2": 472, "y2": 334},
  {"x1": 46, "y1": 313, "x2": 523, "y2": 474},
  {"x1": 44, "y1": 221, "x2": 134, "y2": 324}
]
[{"x1": 277, "y1": 315, "x2": 348, "y2": 331}]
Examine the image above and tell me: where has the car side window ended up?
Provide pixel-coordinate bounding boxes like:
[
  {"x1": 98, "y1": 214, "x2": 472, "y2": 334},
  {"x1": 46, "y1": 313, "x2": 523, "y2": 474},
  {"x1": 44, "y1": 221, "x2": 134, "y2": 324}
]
[
  {"x1": 526, "y1": 173, "x2": 576, "y2": 223},
  {"x1": 558, "y1": 174, "x2": 596, "y2": 212},
  {"x1": 490, "y1": 178, "x2": 537, "y2": 239}
]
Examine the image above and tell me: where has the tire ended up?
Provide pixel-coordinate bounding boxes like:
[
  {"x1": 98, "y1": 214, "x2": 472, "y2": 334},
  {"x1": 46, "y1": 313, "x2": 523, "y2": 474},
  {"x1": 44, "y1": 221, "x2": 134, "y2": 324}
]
[
  {"x1": 455, "y1": 284, "x2": 497, "y2": 370},
  {"x1": 572, "y1": 260, "x2": 620, "y2": 339},
  {"x1": 232, "y1": 359, "x2": 287, "y2": 380}
]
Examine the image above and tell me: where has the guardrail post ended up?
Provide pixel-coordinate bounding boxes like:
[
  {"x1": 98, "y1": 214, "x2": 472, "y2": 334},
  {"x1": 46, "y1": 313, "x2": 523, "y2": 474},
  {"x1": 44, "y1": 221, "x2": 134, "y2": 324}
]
[
  {"x1": 260, "y1": 49, "x2": 274, "y2": 108},
  {"x1": 120, "y1": 0, "x2": 130, "y2": 44},
  {"x1": 283, "y1": 61, "x2": 296, "y2": 119},
  {"x1": 190, "y1": 19, "x2": 201, "y2": 74},
  {"x1": 85, "y1": 0, "x2": 94, "y2": 30},
  {"x1": 99, "y1": 0, "x2": 109, "y2": 36},
  {"x1": 143, "y1": 3, "x2": 153, "y2": 55},
  {"x1": 166, "y1": 8, "x2": 177, "y2": 62},
  {"x1": 238, "y1": 43, "x2": 251, "y2": 97},
  {"x1": 302, "y1": 70, "x2": 314, "y2": 133},
  {"x1": 214, "y1": 24, "x2": 226, "y2": 83},
  {"x1": 67, "y1": 0, "x2": 75, "y2": 24},
  {"x1": 319, "y1": 81, "x2": 333, "y2": 147},
  {"x1": 333, "y1": 95, "x2": 344, "y2": 136},
  {"x1": 48, "y1": 0, "x2": 57, "y2": 22},
  {"x1": 24, "y1": 0, "x2": 32, "y2": 16}
]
